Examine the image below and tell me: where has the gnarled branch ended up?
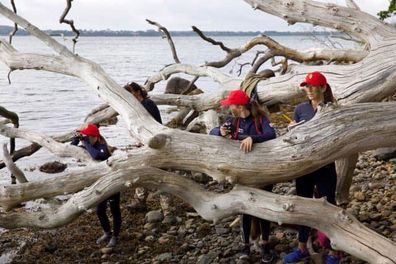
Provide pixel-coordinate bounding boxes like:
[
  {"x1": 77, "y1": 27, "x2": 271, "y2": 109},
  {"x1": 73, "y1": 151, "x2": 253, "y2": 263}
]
[
  {"x1": 146, "y1": 19, "x2": 180, "y2": 63},
  {"x1": 2, "y1": 143, "x2": 27, "y2": 183},
  {"x1": 0, "y1": 124, "x2": 93, "y2": 162},
  {"x1": 8, "y1": 0, "x2": 17, "y2": 44},
  {"x1": 0, "y1": 168, "x2": 394, "y2": 264},
  {"x1": 59, "y1": 0, "x2": 80, "y2": 52}
]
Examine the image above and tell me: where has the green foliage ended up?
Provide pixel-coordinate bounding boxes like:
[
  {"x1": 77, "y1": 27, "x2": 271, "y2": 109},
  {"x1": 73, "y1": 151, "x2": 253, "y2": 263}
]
[{"x1": 378, "y1": 0, "x2": 396, "y2": 20}]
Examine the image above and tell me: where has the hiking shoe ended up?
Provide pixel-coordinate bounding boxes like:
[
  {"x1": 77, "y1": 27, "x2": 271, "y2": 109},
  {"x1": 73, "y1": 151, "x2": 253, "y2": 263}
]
[
  {"x1": 106, "y1": 235, "x2": 118, "y2": 248},
  {"x1": 126, "y1": 199, "x2": 147, "y2": 213},
  {"x1": 239, "y1": 244, "x2": 250, "y2": 259},
  {"x1": 261, "y1": 244, "x2": 274, "y2": 263},
  {"x1": 96, "y1": 232, "x2": 112, "y2": 244},
  {"x1": 283, "y1": 248, "x2": 310, "y2": 263},
  {"x1": 324, "y1": 254, "x2": 340, "y2": 264}
]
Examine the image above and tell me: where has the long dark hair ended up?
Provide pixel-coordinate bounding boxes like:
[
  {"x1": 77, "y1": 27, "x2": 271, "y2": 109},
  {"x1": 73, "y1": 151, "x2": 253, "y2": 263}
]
[
  {"x1": 98, "y1": 135, "x2": 114, "y2": 156},
  {"x1": 124, "y1": 82, "x2": 148, "y2": 99},
  {"x1": 324, "y1": 84, "x2": 335, "y2": 103},
  {"x1": 231, "y1": 100, "x2": 269, "y2": 132}
]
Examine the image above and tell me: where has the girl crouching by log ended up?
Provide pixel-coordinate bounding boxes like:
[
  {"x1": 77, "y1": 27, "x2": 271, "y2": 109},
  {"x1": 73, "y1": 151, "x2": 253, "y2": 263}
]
[
  {"x1": 210, "y1": 90, "x2": 276, "y2": 263},
  {"x1": 71, "y1": 124, "x2": 120, "y2": 248},
  {"x1": 284, "y1": 72, "x2": 340, "y2": 264}
]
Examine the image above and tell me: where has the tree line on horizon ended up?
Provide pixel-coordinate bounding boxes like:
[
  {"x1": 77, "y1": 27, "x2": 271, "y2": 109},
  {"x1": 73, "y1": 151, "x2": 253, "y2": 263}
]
[{"x1": 0, "y1": 25, "x2": 346, "y2": 37}]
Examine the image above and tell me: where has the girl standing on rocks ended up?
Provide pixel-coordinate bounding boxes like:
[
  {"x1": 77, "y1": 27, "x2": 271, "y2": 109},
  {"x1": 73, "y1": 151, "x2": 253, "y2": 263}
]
[
  {"x1": 284, "y1": 71, "x2": 340, "y2": 264},
  {"x1": 123, "y1": 82, "x2": 176, "y2": 224},
  {"x1": 210, "y1": 90, "x2": 276, "y2": 263},
  {"x1": 71, "y1": 124, "x2": 119, "y2": 248}
]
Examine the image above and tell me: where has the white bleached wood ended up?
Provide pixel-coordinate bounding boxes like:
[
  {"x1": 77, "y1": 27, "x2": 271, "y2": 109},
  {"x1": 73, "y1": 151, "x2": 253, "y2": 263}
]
[
  {"x1": 0, "y1": 5, "x2": 165, "y2": 143},
  {"x1": 2, "y1": 143, "x2": 28, "y2": 183},
  {"x1": 345, "y1": 0, "x2": 360, "y2": 10},
  {"x1": 0, "y1": 168, "x2": 394, "y2": 264},
  {"x1": 2, "y1": 103, "x2": 396, "y2": 208},
  {"x1": 336, "y1": 154, "x2": 359, "y2": 205},
  {"x1": 0, "y1": 125, "x2": 92, "y2": 162},
  {"x1": 0, "y1": 2, "x2": 395, "y2": 262}
]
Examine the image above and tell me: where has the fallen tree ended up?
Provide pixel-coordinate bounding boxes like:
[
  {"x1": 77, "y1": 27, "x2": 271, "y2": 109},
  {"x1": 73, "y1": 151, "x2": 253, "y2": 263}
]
[{"x1": 0, "y1": 1, "x2": 395, "y2": 263}]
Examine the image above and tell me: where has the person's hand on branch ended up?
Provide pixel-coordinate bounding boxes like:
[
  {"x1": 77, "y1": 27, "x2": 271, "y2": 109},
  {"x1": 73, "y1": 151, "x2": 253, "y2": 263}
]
[{"x1": 240, "y1": 136, "x2": 253, "y2": 153}]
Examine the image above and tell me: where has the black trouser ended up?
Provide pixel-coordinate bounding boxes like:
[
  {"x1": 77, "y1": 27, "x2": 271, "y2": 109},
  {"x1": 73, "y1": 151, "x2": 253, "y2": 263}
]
[
  {"x1": 96, "y1": 193, "x2": 122, "y2": 237},
  {"x1": 241, "y1": 185, "x2": 273, "y2": 244},
  {"x1": 295, "y1": 163, "x2": 337, "y2": 243}
]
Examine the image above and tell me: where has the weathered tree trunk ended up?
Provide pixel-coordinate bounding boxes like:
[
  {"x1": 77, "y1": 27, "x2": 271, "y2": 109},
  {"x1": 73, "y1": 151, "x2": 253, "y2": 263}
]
[
  {"x1": 0, "y1": 1, "x2": 396, "y2": 263},
  {"x1": 335, "y1": 154, "x2": 359, "y2": 205},
  {"x1": 0, "y1": 168, "x2": 395, "y2": 263}
]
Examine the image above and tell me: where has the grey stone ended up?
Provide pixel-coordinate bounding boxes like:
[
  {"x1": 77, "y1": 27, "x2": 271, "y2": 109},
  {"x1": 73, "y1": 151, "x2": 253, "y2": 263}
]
[
  {"x1": 157, "y1": 252, "x2": 173, "y2": 262},
  {"x1": 100, "y1": 247, "x2": 113, "y2": 254},
  {"x1": 145, "y1": 209, "x2": 164, "y2": 223},
  {"x1": 144, "y1": 235, "x2": 155, "y2": 242},
  {"x1": 197, "y1": 254, "x2": 212, "y2": 264},
  {"x1": 215, "y1": 227, "x2": 230, "y2": 235}
]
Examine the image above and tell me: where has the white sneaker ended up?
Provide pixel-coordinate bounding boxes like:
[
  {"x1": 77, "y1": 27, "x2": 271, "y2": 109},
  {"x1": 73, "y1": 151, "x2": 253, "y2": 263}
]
[
  {"x1": 106, "y1": 236, "x2": 118, "y2": 247},
  {"x1": 96, "y1": 232, "x2": 112, "y2": 244}
]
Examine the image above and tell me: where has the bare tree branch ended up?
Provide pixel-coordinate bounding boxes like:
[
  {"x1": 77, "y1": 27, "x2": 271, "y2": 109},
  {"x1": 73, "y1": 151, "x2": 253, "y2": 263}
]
[
  {"x1": 146, "y1": 19, "x2": 180, "y2": 63},
  {"x1": 0, "y1": 5, "x2": 165, "y2": 142},
  {"x1": 8, "y1": 0, "x2": 18, "y2": 44},
  {"x1": 0, "y1": 168, "x2": 394, "y2": 264},
  {"x1": 144, "y1": 63, "x2": 238, "y2": 91},
  {"x1": 0, "y1": 104, "x2": 120, "y2": 171},
  {"x1": 236, "y1": 62, "x2": 250, "y2": 76},
  {"x1": 59, "y1": 0, "x2": 80, "y2": 52},
  {"x1": 192, "y1": 26, "x2": 231, "y2": 52},
  {"x1": 0, "y1": 125, "x2": 93, "y2": 162},
  {"x1": 2, "y1": 143, "x2": 27, "y2": 183},
  {"x1": 345, "y1": 0, "x2": 360, "y2": 10},
  {"x1": 0, "y1": 4, "x2": 74, "y2": 57},
  {"x1": 249, "y1": 50, "x2": 274, "y2": 74},
  {"x1": 243, "y1": 0, "x2": 390, "y2": 45},
  {"x1": 0, "y1": 105, "x2": 19, "y2": 183},
  {"x1": 194, "y1": 27, "x2": 367, "y2": 69}
]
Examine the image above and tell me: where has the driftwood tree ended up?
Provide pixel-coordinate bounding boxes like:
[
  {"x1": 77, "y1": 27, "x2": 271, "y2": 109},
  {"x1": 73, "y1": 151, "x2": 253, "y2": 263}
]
[{"x1": 0, "y1": 1, "x2": 396, "y2": 263}]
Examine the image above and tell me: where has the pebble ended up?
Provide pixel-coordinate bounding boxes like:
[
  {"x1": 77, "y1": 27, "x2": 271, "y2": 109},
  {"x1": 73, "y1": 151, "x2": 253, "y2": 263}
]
[
  {"x1": 145, "y1": 235, "x2": 155, "y2": 242},
  {"x1": 353, "y1": 191, "x2": 366, "y2": 201},
  {"x1": 157, "y1": 252, "x2": 173, "y2": 262},
  {"x1": 215, "y1": 227, "x2": 230, "y2": 235},
  {"x1": 100, "y1": 247, "x2": 113, "y2": 255},
  {"x1": 197, "y1": 254, "x2": 212, "y2": 264},
  {"x1": 158, "y1": 236, "x2": 170, "y2": 244},
  {"x1": 145, "y1": 210, "x2": 164, "y2": 223}
]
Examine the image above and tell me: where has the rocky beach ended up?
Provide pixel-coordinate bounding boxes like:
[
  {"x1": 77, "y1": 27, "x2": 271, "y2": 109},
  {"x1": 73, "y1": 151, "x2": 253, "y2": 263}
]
[{"x1": 0, "y1": 150, "x2": 395, "y2": 264}]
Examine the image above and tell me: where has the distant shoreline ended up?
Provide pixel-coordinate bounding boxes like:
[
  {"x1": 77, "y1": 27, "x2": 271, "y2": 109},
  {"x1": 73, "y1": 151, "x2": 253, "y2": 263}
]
[{"x1": 0, "y1": 25, "x2": 340, "y2": 37}]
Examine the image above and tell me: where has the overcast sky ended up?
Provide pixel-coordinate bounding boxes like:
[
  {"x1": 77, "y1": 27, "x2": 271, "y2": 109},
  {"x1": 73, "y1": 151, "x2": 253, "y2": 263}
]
[{"x1": 0, "y1": 0, "x2": 391, "y2": 31}]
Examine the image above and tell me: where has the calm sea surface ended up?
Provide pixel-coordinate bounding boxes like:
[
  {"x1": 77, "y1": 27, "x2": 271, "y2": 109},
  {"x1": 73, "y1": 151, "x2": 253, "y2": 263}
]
[{"x1": 0, "y1": 35, "x2": 356, "y2": 183}]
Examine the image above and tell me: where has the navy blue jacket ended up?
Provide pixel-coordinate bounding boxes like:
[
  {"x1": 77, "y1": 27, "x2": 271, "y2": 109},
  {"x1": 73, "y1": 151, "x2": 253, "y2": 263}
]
[
  {"x1": 142, "y1": 98, "x2": 162, "y2": 124},
  {"x1": 71, "y1": 137, "x2": 110, "y2": 161},
  {"x1": 293, "y1": 101, "x2": 316, "y2": 123},
  {"x1": 210, "y1": 115, "x2": 276, "y2": 143}
]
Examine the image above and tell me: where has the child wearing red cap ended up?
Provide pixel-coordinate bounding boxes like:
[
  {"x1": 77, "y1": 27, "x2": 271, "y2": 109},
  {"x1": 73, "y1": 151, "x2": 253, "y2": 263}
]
[
  {"x1": 72, "y1": 124, "x2": 120, "y2": 248},
  {"x1": 210, "y1": 90, "x2": 276, "y2": 263},
  {"x1": 284, "y1": 72, "x2": 340, "y2": 264}
]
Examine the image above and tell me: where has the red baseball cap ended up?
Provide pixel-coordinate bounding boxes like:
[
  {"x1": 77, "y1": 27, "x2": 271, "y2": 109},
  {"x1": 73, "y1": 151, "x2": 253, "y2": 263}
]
[
  {"x1": 78, "y1": 124, "x2": 100, "y2": 138},
  {"x1": 300, "y1": 71, "x2": 327, "y2": 87},
  {"x1": 220, "y1": 90, "x2": 250, "y2": 106}
]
